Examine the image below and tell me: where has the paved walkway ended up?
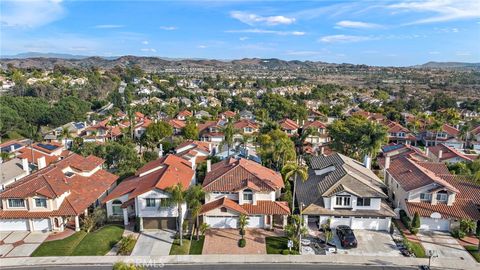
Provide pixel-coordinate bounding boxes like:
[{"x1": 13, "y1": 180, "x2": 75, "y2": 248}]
[
  {"x1": 0, "y1": 231, "x2": 49, "y2": 257},
  {"x1": 106, "y1": 225, "x2": 139, "y2": 256},
  {"x1": 203, "y1": 229, "x2": 283, "y2": 255},
  {"x1": 0, "y1": 254, "x2": 477, "y2": 269},
  {"x1": 45, "y1": 228, "x2": 75, "y2": 242},
  {"x1": 131, "y1": 230, "x2": 175, "y2": 256}
]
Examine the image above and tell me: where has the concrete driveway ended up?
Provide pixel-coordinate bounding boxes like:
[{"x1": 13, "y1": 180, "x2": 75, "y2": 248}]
[
  {"x1": 203, "y1": 229, "x2": 282, "y2": 254},
  {"x1": 418, "y1": 231, "x2": 474, "y2": 262},
  {"x1": 131, "y1": 230, "x2": 175, "y2": 256},
  {"x1": 0, "y1": 231, "x2": 50, "y2": 257},
  {"x1": 333, "y1": 230, "x2": 401, "y2": 257}
]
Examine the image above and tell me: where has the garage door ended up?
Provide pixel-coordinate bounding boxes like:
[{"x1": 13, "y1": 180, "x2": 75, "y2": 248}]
[
  {"x1": 247, "y1": 215, "x2": 264, "y2": 228},
  {"x1": 0, "y1": 219, "x2": 29, "y2": 231},
  {"x1": 351, "y1": 217, "x2": 390, "y2": 231},
  {"x1": 330, "y1": 217, "x2": 351, "y2": 228},
  {"x1": 143, "y1": 217, "x2": 177, "y2": 230},
  {"x1": 205, "y1": 216, "x2": 238, "y2": 228},
  {"x1": 33, "y1": 219, "x2": 51, "y2": 231},
  {"x1": 420, "y1": 218, "x2": 450, "y2": 231}
]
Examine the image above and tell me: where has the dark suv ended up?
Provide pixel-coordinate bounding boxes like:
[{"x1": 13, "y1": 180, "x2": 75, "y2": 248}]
[{"x1": 336, "y1": 225, "x2": 357, "y2": 248}]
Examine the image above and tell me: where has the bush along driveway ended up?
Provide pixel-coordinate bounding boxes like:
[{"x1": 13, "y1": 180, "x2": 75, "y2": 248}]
[{"x1": 32, "y1": 225, "x2": 124, "y2": 257}]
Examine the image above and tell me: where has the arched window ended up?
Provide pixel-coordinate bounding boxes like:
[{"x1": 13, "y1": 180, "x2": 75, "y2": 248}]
[
  {"x1": 243, "y1": 189, "x2": 253, "y2": 201},
  {"x1": 112, "y1": 200, "x2": 123, "y2": 215}
]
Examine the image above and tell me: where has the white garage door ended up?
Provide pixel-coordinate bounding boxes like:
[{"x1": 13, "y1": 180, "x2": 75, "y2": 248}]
[
  {"x1": 0, "y1": 219, "x2": 29, "y2": 231},
  {"x1": 351, "y1": 217, "x2": 390, "y2": 231},
  {"x1": 33, "y1": 219, "x2": 51, "y2": 231},
  {"x1": 330, "y1": 217, "x2": 351, "y2": 228},
  {"x1": 206, "y1": 216, "x2": 238, "y2": 228},
  {"x1": 420, "y1": 218, "x2": 450, "y2": 231},
  {"x1": 247, "y1": 215, "x2": 264, "y2": 228}
]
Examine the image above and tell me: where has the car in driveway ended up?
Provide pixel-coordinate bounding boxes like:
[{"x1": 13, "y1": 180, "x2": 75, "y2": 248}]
[{"x1": 336, "y1": 225, "x2": 357, "y2": 248}]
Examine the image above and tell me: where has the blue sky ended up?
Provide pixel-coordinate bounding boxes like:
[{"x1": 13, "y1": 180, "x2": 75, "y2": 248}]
[{"x1": 1, "y1": 0, "x2": 479, "y2": 66}]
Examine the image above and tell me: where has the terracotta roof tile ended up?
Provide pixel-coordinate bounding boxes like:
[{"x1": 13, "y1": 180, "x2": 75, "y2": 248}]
[
  {"x1": 406, "y1": 199, "x2": 480, "y2": 220},
  {"x1": 200, "y1": 197, "x2": 247, "y2": 214}
]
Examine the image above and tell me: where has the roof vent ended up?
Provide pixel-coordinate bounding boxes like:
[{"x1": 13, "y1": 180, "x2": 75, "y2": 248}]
[{"x1": 64, "y1": 171, "x2": 75, "y2": 178}]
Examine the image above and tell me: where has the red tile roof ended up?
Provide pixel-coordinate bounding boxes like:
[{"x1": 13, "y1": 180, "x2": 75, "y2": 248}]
[
  {"x1": 220, "y1": 111, "x2": 236, "y2": 118},
  {"x1": 437, "y1": 174, "x2": 480, "y2": 205},
  {"x1": 18, "y1": 149, "x2": 59, "y2": 166},
  {"x1": 177, "y1": 110, "x2": 193, "y2": 117},
  {"x1": 406, "y1": 199, "x2": 480, "y2": 220},
  {"x1": 427, "y1": 144, "x2": 473, "y2": 162},
  {"x1": 203, "y1": 157, "x2": 284, "y2": 192},
  {"x1": 233, "y1": 119, "x2": 259, "y2": 130},
  {"x1": 302, "y1": 120, "x2": 326, "y2": 129},
  {"x1": 168, "y1": 119, "x2": 186, "y2": 129},
  {"x1": 279, "y1": 118, "x2": 299, "y2": 130},
  {"x1": 200, "y1": 197, "x2": 248, "y2": 215},
  {"x1": 200, "y1": 197, "x2": 290, "y2": 215}
]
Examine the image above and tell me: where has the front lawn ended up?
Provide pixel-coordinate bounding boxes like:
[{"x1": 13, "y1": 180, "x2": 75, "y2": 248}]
[
  {"x1": 32, "y1": 225, "x2": 123, "y2": 257},
  {"x1": 31, "y1": 231, "x2": 87, "y2": 256},
  {"x1": 72, "y1": 225, "x2": 124, "y2": 255},
  {"x1": 266, "y1": 236, "x2": 289, "y2": 254},
  {"x1": 169, "y1": 235, "x2": 205, "y2": 255},
  {"x1": 465, "y1": 245, "x2": 480, "y2": 262},
  {"x1": 403, "y1": 238, "x2": 426, "y2": 258},
  {"x1": 189, "y1": 236, "x2": 205, "y2": 255}
]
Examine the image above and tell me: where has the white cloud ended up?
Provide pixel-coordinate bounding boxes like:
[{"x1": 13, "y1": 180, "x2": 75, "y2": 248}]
[
  {"x1": 428, "y1": 51, "x2": 440, "y2": 55},
  {"x1": 142, "y1": 40, "x2": 149, "y2": 45},
  {"x1": 1, "y1": 0, "x2": 65, "y2": 28},
  {"x1": 336, "y1": 20, "x2": 382, "y2": 29},
  {"x1": 239, "y1": 36, "x2": 249, "y2": 41},
  {"x1": 226, "y1": 29, "x2": 305, "y2": 36},
  {"x1": 456, "y1": 51, "x2": 471, "y2": 56},
  {"x1": 285, "y1": 50, "x2": 322, "y2": 56},
  {"x1": 230, "y1": 11, "x2": 295, "y2": 26},
  {"x1": 140, "y1": 48, "x2": 157, "y2": 53},
  {"x1": 388, "y1": 0, "x2": 480, "y2": 25},
  {"x1": 197, "y1": 45, "x2": 207, "y2": 49},
  {"x1": 319, "y1": 35, "x2": 373, "y2": 43},
  {"x1": 160, "y1": 26, "x2": 177, "y2": 31},
  {"x1": 94, "y1": 24, "x2": 124, "y2": 29}
]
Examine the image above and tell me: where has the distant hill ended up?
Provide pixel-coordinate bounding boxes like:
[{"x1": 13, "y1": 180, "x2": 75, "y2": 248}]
[{"x1": 412, "y1": 61, "x2": 480, "y2": 70}]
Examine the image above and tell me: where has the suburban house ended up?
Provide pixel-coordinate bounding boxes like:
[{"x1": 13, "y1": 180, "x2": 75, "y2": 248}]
[
  {"x1": 382, "y1": 151, "x2": 480, "y2": 231},
  {"x1": 469, "y1": 125, "x2": 480, "y2": 150},
  {"x1": 168, "y1": 119, "x2": 186, "y2": 135},
  {"x1": 103, "y1": 154, "x2": 195, "y2": 231},
  {"x1": 296, "y1": 153, "x2": 395, "y2": 231},
  {"x1": 0, "y1": 158, "x2": 30, "y2": 190},
  {"x1": 233, "y1": 119, "x2": 260, "y2": 136},
  {"x1": 421, "y1": 123, "x2": 463, "y2": 149},
  {"x1": 200, "y1": 157, "x2": 290, "y2": 229},
  {"x1": 175, "y1": 140, "x2": 214, "y2": 165},
  {"x1": 0, "y1": 153, "x2": 118, "y2": 232},
  {"x1": 239, "y1": 110, "x2": 255, "y2": 120},
  {"x1": 383, "y1": 120, "x2": 417, "y2": 146},
  {"x1": 199, "y1": 120, "x2": 226, "y2": 144},
  {"x1": 279, "y1": 118, "x2": 299, "y2": 136},
  {"x1": 176, "y1": 110, "x2": 193, "y2": 121},
  {"x1": 219, "y1": 110, "x2": 236, "y2": 120},
  {"x1": 427, "y1": 144, "x2": 474, "y2": 164},
  {"x1": 0, "y1": 140, "x2": 26, "y2": 156},
  {"x1": 18, "y1": 142, "x2": 66, "y2": 168},
  {"x1": 302, "y1": 120, "x2": 330, "y2": 146},
  {"x1": 195, "y1": 110, "x2": 212, "y2": 119}
]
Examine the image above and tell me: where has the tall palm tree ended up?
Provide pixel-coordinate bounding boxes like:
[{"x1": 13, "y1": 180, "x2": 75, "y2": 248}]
[
  {"x1": 166, "y1": 183, "x2": 187, "y2": 246},
  {"x1": 428, "y1": 118, "x2": 444, "y2": 146},
  {"x1": 185, "y1": 184, "x2": 205, "y2": 240},
  {"x1": 60, "y1": 127, "x2": 72, "y2": 149},
  {"x1": 238, "y1": 214, "x2": 249, "y2": 239},
  {"x1": 222, "y1": 119, "x2": 235, "y2": 157},
  {"x1": 281, "y1": 162, "x2": 308, "y2": 214},
  {"x1": 274, "y1": 138, "x2": 296, "y2": 170},
  {"x1": 359, "y1": 121, "x2": 388, "y2": 161}
]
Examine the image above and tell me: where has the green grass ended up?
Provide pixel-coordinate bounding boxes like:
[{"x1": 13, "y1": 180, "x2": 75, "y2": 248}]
[
  {"x1": 189, "y1": 236, "x2": 205, "y2": 255},
  {"x1": 31, "y1": 231, "x2": 87, "y2": 256},
  {"x1": 169, "y1": 237, "x2": 191, "y2": 255},
  {"x1": 465, "y1": 246, "x2": 480, "y2": 262},
  {"x1": 404, "y1": 239, "x2": 426, "y2": 258},
  {"x1": 72, "y1": 225, "x2": 124, "y2": 256},
  {"x1": 266, "y1": 236, "x2": 289, "y2": 254},
  {"x1": 32, "y1": 225, "x2": 123, "y2": 257}
]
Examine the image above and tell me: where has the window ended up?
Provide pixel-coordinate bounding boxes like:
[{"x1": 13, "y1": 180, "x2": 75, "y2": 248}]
[
  {"x1": 146, "y1": 198, "x2": 156, "y2": 207},
  {"x1": 420, "y1": 193, "x2": 432, "y2": 201},
  {"x1": 243, "y1": 189, "x2": 253, "y2": 201},
  {"x1": 335, "y1": 196, "x2": 351, "y2": 207},
  {"x1": 398, "y1": 132, "x2": 405, "y2": 137},
  {"x1": 8, "y1": 199, "x2": 25, "y2": 208},
  {"x1": 436, "y1": 193, "x2": 448, "y2": 202},
  {"x1": 112, "y1": 200, "x2": 122, "y2": 215},
  {"x1": 35, "y1": 198, "x2": 47, "y2": 208},
  {"x1": 220, "y1": 207, "x2": 227, "y2": 213},
  {"x1": 357, "y1": 198, "x2": 371, "y2": 207}
]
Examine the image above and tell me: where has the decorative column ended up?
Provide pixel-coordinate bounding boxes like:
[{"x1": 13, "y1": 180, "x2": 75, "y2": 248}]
[
  {"x1": 139, "y1": 217, "x2": 144, "y2": 231},
  {"x1": 74, "y1": 215, "x2": 80, "y2": 231},
  {"x1": 123, "y1": 208, "x2": 129, "y2": 226}
]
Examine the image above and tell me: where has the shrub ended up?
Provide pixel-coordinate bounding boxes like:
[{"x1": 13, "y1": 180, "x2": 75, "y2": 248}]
[
  {"x1": 82, "y1": 208, "x2": 107, "y2": 233},
  {"x1": 410, "y1": 228, "x2": 419, "y2": 235},
  {"x1": 411, "y1": 212, "x2": 420, "y2": 229},
  {"x1": 399, "y1": 210, "x2": 412, "y2": 230},
  {"x1": 117, "y1": 235, "x2": 137, "y2": 255},
  {"x1": 238, "y1": 238, "x2": 246, "y2": 248},
  {"x1": 460, "y1": 219, "x2": 476, "y2": 235},
  {"x1": 281, "y1": 249, "x2": 299, "y2": 255},
  {"x1": 451, "y1": 228, "x2": 466, "y2": 239},
  {"x1": 113, "y1": 262, "x2": 145, "y2": 270}
]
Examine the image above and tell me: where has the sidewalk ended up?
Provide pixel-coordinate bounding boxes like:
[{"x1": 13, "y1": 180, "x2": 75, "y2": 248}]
[{"x1": 0, "y1": 254, "x2": 478, "y2": 269}]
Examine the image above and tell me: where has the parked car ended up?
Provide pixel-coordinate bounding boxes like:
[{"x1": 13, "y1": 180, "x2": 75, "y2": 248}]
[{"x1": 336, "y1": 225, "x2": 357, "y2": 248}]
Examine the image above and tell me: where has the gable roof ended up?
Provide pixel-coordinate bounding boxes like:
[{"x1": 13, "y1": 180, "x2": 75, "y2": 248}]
[
  {"x1": 203, "y1": 157, "x2": 283, "y2": 192},
  {"x1": 279, "y1": 118, "x2": 299, "y2": 130},
  {"x1": 200, "y1": 197, "x2": 290, "y2": 215},
  {"x1": 427, "y1": 144, "x2": 473, "y2": 162}
]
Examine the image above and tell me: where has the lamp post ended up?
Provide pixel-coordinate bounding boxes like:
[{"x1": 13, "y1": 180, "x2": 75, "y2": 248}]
[
  {"x1": 299, "y1": 202, "x2": 305, "y2": 255},
  {"x1": 427, "y1": 250, "x2": 438, "y2": 269}
]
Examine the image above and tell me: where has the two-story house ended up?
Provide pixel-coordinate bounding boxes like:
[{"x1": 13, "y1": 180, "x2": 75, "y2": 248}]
[
  {"x1": 176, "y1": 110, "x2": 193, "y2": 121},
  {"x1": 198, "y1": 120, "x2": 226, "y2": 145},
  {"x1": 18, "y1": 142, "x2": 66, "y2": 168},
  {"x1": 200, "y1": 158, "x2": 290, "y2": 229},
  {"x1": 175, "y1": 140, "x2": 214, "y2": 165},
  {"x1": 0, "y1": 153, "x2": 118, "y2": 232},
  {"x1": 302, "y1": 120, "x2": 330, "y2": 146},
  {"x1": 102, "y1": 154, "x2": 195, "y2": 231},
  {"x1": 421, "y1": 123, "x2": 463, "y2": 149},
  {"x1": 427, "y1": 144, "x2": 474, "y2": 164},
  {"x1": 383, "y1": 120, "x2": 417, "y2": 146},
  {"x1": 279, "y1": 118, "x2": 299, "y2": 136},
  {"x1": 383, "y1": 153, "x2": 480, "y2": 231},
  {"x1": 296, "y1": 153, "x2": 395, "y2": 231}
]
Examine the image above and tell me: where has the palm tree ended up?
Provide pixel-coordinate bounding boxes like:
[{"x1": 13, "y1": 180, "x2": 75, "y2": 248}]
[
  {"x1": 238, "y1": 214, "x2": 249, "y2": 239},
  {"x1": 222, "y1": 119, "x2": 235, "y2": 157},
  {"x1": 274, "y1": 138, "x2": 296, "y2": 170},
  {"x1": 60, "y1": 127, "x2": 72, "y2": 149},
  {"x1": 428, "y1": 118, "x2": 444, "y2": 146},
  {"x1": 185, "y1": 184, "x2": 205, "y2": 241},
  {"x1": 359, "y1": 121, "x2": 388, "y2": 162},
  {"x1": 166, "y1": 183, "x2": 187, "y2": 246},
  {"x1": 281, "y1": 162, "x2": 308, "y2": 214}
]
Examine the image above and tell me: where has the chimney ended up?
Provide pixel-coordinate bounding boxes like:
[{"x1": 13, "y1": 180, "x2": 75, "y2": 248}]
[
  {"x1": 320, "y1": 146, "x2": 325, "y2": 156},
  {"x1": 438, "y1": 150, "x2": 443, "y2": 160},
  {"x1": 208, "y1": 143, "x2": 212, "y2": 153},
  {"x1": 22, "y1": 158, "x2": 30, "y2": 174},
  {"x1": 10, "y1": 145, "x2": 15, "y2": 152},
  {"x1": 37, "y1": 156, "x2": 46, "y2": 170},
  {"x1": 385, "y1": 156, "x2": 391, "y2": 170},
  {"x1": 207, "y1": 159, "x2": 212, "y2": 173},
  {"x1": 363, "y1": 154, "x2": 371, "y2": 170},
  {"x1": 425, "y1": 147, "x2": 430, "y2": 157},
  {"x1": 158, "y1": 144, "x2": 164, "y2": 158}
]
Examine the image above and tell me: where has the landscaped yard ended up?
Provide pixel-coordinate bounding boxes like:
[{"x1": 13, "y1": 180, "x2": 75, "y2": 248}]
[
  {"x1": 32, "y1": 225, "x2": 123, "y2": 257},
  {"x1": 169, "y1": 235, "x2": 205, "y2": 255},
  {"x1": 465, "y1": 246, "x2": 480, "y2": 262},
  {"x1": 266, "y1": 236, "x2": 289, "y2": 254}
]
